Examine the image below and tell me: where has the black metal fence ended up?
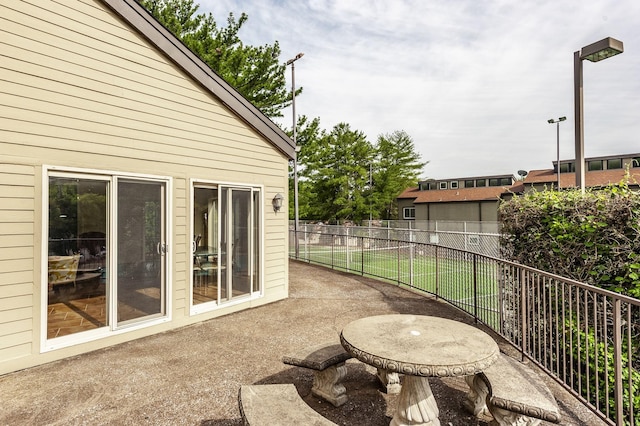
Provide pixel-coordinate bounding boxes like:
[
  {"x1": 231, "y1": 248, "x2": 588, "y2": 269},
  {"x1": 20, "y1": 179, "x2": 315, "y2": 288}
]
[{"x1": 290, "y1": 229, "x2": 639, "y2": 426}]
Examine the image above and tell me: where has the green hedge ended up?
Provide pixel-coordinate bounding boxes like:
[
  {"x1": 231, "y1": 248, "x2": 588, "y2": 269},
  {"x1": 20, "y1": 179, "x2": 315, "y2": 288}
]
[{"x1": 499, "y1": 179, "x2": 640, "y2": 298}]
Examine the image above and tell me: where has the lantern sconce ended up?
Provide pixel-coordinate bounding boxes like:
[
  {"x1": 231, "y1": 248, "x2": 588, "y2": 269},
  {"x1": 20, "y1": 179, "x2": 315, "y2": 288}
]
[{"x1": 272, "y1": 193, "x2": 284, "y2": 212}]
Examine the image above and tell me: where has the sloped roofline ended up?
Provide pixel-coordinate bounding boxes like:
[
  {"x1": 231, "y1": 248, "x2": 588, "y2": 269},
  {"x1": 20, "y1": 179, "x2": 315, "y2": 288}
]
[{"x1": 101, "y1": 0, "x2": 295, "y2": 160}]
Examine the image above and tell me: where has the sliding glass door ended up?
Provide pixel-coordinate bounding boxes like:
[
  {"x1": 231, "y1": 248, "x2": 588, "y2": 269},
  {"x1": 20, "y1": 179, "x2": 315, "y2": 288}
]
[
  {"x1": 116, "y1": 179, "x2": 166, "y2": 325},
  {"x1": 47, "y1": 172, "x2": 169, "y2": 341},
  {"x1": 192, "y1": 183, "x2": 260, "y2": 307}
]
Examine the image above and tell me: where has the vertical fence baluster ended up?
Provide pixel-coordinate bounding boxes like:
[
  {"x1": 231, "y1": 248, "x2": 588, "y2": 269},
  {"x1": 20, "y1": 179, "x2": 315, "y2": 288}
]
[{"x1": 613, "y1": 299, "x2": 623, "y2": 426}]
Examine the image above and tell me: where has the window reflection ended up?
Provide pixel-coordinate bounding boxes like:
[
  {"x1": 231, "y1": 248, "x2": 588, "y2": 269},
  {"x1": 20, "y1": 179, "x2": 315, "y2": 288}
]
[{"x1": 47, "y1": 177, "x2": 108, "y2": 338}]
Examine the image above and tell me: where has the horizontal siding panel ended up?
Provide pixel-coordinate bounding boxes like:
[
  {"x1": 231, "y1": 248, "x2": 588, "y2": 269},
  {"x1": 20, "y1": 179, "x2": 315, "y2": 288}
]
[
  {"x1": 0, "y1": 282, "x2": 33, "y2": 298},
  {"x1": 0, "y1": 232, "x2": 33, "y2": 248},
  {"x1": 0, "y1": 318, "x2": 32, "y2": 337},
  {"x1": 0, "y1": 329, "x2": 32, "y2": 351},
  {"x1": 0, "y1": 271, "x2": 33, "y2": 287},
  {"x1": 0, "y1": 210, "x2": 34, "y2": 223},
  {"x1": 0, "y1": 163, "x2": 35, "y2": 175},
  {"x1": 0, "y1": 185, "x2": 35, "y2": 199},
  {"x1": 0, "y1": 306, "x2": 32, "y2": 323},
  {"x1": 0, "y1": 198, "x2": 34, "y2": 211},
  {"x1": 0, "y1": 294, "x2": 32, "y2": 310},
  {"x1": 0, "y1": 247, "x2": 33, "y2": 260},
  {"x1": 0, "y1": 222, "x2": 33, "y2": 235},
  {"x1": 0, "y1": 342, "x2": 31, "y2": 361},
  {"x1": 0, "y1": 173, "x2": 36, "y2": 187},
  {"x1": 0, "y1": 258, "x2": 33, "y2": 273}
]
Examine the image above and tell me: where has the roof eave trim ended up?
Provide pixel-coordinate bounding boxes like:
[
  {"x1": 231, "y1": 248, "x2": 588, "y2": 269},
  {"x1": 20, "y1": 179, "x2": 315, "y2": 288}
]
[{"x1": 101, "y1": 0, "x2": 295, "y2": 159}]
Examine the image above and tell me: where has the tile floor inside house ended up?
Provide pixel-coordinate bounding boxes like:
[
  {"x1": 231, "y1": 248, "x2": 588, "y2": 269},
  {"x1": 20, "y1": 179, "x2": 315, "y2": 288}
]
[{"x1": 47, "y1": 285, "x2": 218, "y2": 338}]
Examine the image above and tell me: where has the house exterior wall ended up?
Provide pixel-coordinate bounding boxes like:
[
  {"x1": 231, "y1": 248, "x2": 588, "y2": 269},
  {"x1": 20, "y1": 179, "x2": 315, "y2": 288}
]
[{"x1": 0, "y1": 0, "x2": 289, "y2": 374}]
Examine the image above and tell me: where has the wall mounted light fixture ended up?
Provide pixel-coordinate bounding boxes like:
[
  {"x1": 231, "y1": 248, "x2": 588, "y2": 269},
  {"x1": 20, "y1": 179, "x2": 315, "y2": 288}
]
[{"x1": 272, "y1": 193, "x2": 284, "y2": 212}]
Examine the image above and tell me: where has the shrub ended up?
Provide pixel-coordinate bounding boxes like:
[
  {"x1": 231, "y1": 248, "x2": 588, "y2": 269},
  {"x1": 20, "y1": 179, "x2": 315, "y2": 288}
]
[{"x1": 499, "y1": 178, "x2": 640, "y2": 298}]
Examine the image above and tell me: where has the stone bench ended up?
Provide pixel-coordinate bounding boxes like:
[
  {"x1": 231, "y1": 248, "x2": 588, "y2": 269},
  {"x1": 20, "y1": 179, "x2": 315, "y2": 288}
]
[
  {"x1": 464, "y1": 353, "x2": 561, "y2": 426},
  {"x1": 282, "y1": 342, "x2": 351, "y2": 407},
  {"x1": 238, "y1": 384, "x2": 337, "y2": 425}
]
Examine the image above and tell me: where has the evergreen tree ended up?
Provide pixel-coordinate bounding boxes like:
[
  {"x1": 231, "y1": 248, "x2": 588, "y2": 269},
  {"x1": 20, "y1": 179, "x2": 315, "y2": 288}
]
[{"x1": 373, "y1": 131, "x2": 427, "y2": 219}]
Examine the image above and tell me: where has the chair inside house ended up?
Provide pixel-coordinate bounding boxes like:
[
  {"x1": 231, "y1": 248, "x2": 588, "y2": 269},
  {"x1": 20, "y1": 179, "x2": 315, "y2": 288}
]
[
  {"x1": 194, "y1": 255, "x2": 219, "y2": 288},
  {"x1": 48, "y1": 254, "x2": 81, "y2": 292}
]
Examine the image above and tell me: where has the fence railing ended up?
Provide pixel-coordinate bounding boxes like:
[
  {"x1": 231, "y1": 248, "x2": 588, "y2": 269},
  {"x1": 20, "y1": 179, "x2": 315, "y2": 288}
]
[
  {"x1": 289, "y1": 230, "x2": 639, "y2": 426},
  {"x1": 294, "y1": 223, "x2": 501, "y2": 258}
]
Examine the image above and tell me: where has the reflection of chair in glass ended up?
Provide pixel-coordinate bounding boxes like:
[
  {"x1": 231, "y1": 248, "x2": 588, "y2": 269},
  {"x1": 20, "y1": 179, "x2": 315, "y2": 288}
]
[
  {"x1": 194, "y1": 255, "x2": 214, "y2": 288},
  {"x1": 48, "y1": 255, "x2": 81, "y2": 292}
]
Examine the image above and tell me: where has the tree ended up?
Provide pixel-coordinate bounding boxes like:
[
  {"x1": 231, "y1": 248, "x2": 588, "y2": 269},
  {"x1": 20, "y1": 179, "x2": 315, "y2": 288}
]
[
  {"x1": 301, "y1": 123, "x2": 374, "y2": 222},
  {"x1": 372, "y1": 131, "x2": 427, "y2": 220},
  {"x1": 137, "y1": 0, "x2": 292, "y2": 117},
  {"x1": 288, "y1": 115, "x2": 324, "y2": 220}
]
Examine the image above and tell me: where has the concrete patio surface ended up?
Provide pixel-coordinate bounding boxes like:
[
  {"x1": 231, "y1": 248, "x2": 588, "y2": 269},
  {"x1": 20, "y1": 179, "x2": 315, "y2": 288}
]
[{"x1": 0, "y1": 260, "x2": 606, "y2": 425}]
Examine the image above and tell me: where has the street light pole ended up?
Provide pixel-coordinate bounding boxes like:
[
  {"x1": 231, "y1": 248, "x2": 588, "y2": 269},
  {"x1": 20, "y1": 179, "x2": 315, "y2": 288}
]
[
  {"x1": 286, "y1": 52, "x2": 304, "y2": 257},
  {"x1": 548, "y1": 116, "x2": 566, "y2": 190},
  {"x1": 573, "y1": 37, "x2": 623, "y2": 193}
]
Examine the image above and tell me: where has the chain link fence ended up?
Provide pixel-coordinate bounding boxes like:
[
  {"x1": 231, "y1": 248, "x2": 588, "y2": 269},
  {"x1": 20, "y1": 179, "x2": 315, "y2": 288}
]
[{"x1": 292, "y1": 220, "x2": 501, "y2": 258}]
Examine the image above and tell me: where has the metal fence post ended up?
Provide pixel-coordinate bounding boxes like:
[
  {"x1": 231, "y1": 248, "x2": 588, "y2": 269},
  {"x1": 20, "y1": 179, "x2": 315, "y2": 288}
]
[{"x1": 473, "y1": 254, "x2": 478, "y2": 323}]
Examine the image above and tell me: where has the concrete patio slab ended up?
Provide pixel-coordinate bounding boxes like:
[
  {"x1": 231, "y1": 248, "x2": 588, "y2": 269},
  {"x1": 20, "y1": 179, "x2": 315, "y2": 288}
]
[{"x1": 0, "y1": 260, "x2": 606, "y2": 425}]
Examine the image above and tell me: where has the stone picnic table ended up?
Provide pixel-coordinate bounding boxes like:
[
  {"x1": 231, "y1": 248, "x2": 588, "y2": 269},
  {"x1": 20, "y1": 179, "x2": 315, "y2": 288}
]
[{"x1": 340, "y1": 314, "x2": 500, "y2": 426}]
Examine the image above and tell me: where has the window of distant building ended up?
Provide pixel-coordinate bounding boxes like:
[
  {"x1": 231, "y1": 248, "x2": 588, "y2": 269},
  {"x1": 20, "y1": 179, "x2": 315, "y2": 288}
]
[
  {"x1": 588, "y1": 160, "x2": 603, "y2": 171},
  {"x1": 632, "y1": 157, "x2": 640, "y2": 168},
  {"x1": 464, "y1": 180, "x2": 474, "y2": 188},
  {"x1": 489, "y1": 178, "x2": 499, "y2": 186},
  {"x1": 560, "y1": 162, "x2": 575, "y2": 173},
  {"x1": 420, "y1": 182, "x2": 436, "y2": 191},
  {"x1": 476, "y1": 179, "x2": 486, "y2": 187},
  {"x1": 450, "y1": 181, "x2": 459, "y2": 189},
  {"x1": 607, "y1": 158, "x2": 622, "y2": 169},
  {"x1": 403, "y1": 207, "x2": 416, "y2": 220},
  {"x1": 500, "y1": 178, "x2": 512, "y2": 185},
  {"x1": 439, "y1": 182, "x2": 448, "y2": 190}
]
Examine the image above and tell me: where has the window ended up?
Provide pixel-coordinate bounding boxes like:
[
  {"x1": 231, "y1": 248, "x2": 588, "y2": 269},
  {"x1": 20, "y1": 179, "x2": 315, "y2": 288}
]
[
  {"x1": 500, "y1": 178, "x2": 512, "y2": 186},
  {"x1": 464, "y1": 180, "x2": 474, "y2": 188},
  {"x1": 450, "y1": 181, "x2": 459, "y2": 189},
  {"x1": 560, "y1": 162, "x2": 575, "y2": 173},
  {"x1": 489, "y1": 178, "x2": 499, "y2": 186},
  {"x1": 419, "y1": 182, "x2": 436, "y2": 190},
  {"x1": 588, "y1": 160, "x2": 603, "y2": 171},
  {"x1": 403, "y1": 207, "x2": 416, "y2": 220},
  {"x1": 47, "y1": 170, "x2": 169, "y2": 344},
  {"x1": 192, "y1": 182, "x2": 262, "y2": 310},
  {"x1": 476, "y1": 179, "x2": 486, "y2": 187},
  {"x1": 607, "y1": 159, "x2": 622, "y2": 169},
  {"x1": 439, "y1": 182, "x2": 448, "y2": 190},
  {"x1": 632, "y1": 157, "x2": 640, "y2": 168}
]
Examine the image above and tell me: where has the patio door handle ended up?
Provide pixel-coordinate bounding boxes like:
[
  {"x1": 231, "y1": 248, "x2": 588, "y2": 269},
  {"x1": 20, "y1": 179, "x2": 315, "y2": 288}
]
[{"x1": 157, "y1": 242, "x2": 168, "y2": 255}]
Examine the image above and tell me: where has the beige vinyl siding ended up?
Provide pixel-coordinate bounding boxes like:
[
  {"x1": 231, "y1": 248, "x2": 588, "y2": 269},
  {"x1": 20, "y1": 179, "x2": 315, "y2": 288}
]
[
  {"x1": 0, "y1": 163, "x2": 36, "y2": 362},
  {"x1": 0, "y1": 0, "x2": 289, "y2": 373}
]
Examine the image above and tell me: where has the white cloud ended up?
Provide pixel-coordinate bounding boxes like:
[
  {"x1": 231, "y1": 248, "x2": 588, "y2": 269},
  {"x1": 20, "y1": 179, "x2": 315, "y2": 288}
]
[{"x1": 198, "y1": 0, "x2": 640, "y2": 179}]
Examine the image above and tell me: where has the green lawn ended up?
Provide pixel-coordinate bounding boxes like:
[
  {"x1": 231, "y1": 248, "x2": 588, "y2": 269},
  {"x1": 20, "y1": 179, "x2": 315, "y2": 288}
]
[{"x1": 292, "y1": 243, "x2": 501, "y2": 327}]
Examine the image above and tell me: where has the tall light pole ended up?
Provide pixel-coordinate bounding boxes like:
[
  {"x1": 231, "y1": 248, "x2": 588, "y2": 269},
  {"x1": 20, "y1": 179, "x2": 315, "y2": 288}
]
[
  {"x1": 286, "y1": 52, "x2": 303, "y2": 257},
  {"x1": 547, "y1": 116, "x2": 566, "y2": 190},
  {"x1": 574, "y1": 37, "x2": 623, "y2": 193}
]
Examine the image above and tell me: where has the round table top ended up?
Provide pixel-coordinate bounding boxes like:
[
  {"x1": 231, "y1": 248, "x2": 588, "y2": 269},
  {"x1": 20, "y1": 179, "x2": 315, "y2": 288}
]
[{"x1": 340, "y1": 314, "x2": 499, "y2": 377}]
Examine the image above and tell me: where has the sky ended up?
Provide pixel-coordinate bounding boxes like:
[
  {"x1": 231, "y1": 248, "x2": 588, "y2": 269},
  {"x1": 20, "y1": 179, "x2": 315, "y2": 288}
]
[{"x1": 196, "y1": 0, "x2": 640, "y2": 180}]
